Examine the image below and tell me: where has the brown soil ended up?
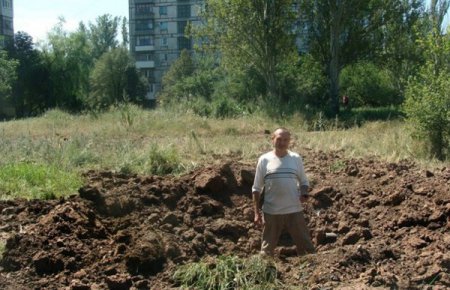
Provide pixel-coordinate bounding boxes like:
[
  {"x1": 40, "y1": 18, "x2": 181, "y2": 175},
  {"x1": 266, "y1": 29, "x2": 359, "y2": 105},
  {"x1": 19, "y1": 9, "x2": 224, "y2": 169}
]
[{"x1": 0, "y1": 149, "x2": 449, "y2": 289}]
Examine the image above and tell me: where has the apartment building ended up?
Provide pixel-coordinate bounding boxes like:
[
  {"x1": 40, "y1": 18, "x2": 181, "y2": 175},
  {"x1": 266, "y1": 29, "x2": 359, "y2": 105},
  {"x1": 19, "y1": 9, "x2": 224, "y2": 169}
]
[
  {"x1": 0, "y1": 0, "x2": 13, "y2": 48},
  {"x1": 129, "y1": 0, "x2": 202, "y2": 104}
]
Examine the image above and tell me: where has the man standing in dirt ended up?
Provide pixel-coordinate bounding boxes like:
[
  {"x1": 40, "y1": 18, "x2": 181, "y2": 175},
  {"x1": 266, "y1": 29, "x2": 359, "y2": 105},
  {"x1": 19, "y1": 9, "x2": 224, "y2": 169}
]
[{"x1": 252, "y1": 128, "x2": 315, "y2": 256}]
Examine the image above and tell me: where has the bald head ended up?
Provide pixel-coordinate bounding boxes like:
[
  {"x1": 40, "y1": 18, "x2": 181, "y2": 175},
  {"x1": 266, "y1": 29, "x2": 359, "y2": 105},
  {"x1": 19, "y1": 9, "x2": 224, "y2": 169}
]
[
  {"x1": 272, "y1": 128, "x2": 291, "y2": 139},
  {"x1": 272, "y1": 128, "x2": 291, "y2": 157}
]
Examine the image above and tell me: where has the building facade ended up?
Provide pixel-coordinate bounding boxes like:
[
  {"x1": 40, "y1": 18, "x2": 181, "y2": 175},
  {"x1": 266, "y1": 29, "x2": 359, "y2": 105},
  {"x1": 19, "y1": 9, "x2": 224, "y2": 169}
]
[
  {"x1": 0, "y1": 0, "x2": 13, "y2": 48},
  {"x1": 129, "y1": 0, "x2": 202, "y2": 103}
]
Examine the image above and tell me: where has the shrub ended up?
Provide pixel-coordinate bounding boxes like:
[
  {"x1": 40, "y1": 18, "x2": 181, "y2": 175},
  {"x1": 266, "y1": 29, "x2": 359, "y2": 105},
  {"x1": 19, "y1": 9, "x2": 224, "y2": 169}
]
[
  {"x1": 145, "y1": 145, "x2": 183, "y2": 175},
  {"x1": 340, "y1": 61, "x2": 400, "y2": 107},
  {"x1": 404, "y1": 70, "x2": 450, "y2": 160}
]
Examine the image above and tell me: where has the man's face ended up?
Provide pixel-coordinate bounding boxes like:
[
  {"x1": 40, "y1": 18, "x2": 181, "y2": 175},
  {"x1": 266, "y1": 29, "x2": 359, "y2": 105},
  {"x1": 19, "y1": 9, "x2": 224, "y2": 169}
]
[{"x1": 272, "y1": 130, "x2": 290, "y2": 152}]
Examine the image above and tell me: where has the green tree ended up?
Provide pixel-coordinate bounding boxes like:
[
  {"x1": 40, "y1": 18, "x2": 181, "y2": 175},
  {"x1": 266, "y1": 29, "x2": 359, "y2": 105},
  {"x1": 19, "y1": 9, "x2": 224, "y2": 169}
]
[
  {"x1": 403, "y1": 6, "x2": 450, "y2": 160},
  {"x1": 340, "y1": 61, "x2": 399, "y2": 107},
  {"x1": 370, "y1": 0, "x2": 425, "y2": 96},
  {"x1": 89, "y1": 47, "x2": 146, "y2": 109},
  {"x1": 299, "y1": 0, "x2": 426, "y2": 114},
  {"x1": 160, "y1": 49, "x2": 195, "y2": 102},
  {"x1": 88, "y1": 14, "x2": 121, "y2": 59},
  {"x1": 6, "y1": 31, "x2": 50, "y2": 117},
  {"x1": 195, "y1": 0, "x2": 298, "y2": 102},
  {"x1": 0, "y1": 50, "x2": 18, "y2": 117},
  {"x1": 40, "y1": 18, "x2": 92, "y2": 111}
]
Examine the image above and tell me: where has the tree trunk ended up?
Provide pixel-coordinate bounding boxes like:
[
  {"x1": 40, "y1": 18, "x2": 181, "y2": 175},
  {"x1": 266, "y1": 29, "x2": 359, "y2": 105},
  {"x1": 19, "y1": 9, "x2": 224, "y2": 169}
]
[
  {"x1": 329, "y1": 1, "x2": 343, "y2": 116},
  {"x1": 329, "y1": 29, "x2": 340, "y2": 115}
]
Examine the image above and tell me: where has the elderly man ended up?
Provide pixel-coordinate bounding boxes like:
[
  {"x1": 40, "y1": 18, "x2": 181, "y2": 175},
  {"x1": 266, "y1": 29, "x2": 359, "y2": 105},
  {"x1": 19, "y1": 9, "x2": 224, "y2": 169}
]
[{"x1": 252, "y1": 128, "x2": 315, "y2": 256}]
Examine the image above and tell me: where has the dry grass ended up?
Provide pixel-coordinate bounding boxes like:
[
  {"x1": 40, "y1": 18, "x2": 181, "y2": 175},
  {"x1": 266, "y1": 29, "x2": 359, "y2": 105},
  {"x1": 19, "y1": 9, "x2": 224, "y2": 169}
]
[{"x1": 0, "y1": 105, "x2": 446, "y2": 199}]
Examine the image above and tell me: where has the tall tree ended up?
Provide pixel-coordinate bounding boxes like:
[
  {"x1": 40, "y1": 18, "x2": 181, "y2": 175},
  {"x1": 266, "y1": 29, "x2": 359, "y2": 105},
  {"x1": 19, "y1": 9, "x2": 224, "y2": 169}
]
[
  {"x1": 371, "y1": 0, "x2": 425, "y2": 94},
  {"x1": 0, "y1": 50, "x2": 18, "y2": 117},
  {"x1": 40, "y1": 17, "x2": 92, "y2": 111},
  {"x1": 88, "y1": 14, "x2": 120, "y2": 59},
  {"x1": 195, "y1": 0, "x2": 298, "y2": 102},
  {"x1": 299, "y1": 0, "x2": 426, "y2": 114},
  {"x1": 7, "y1": 31, "x2": 48, "y2": 116},
  {"x1": 428, "y1": 0, "x2": 450, "y2": 74},
  {"x1": 89, "y1": 47, "x2": 147, "y2": 109},
  {"x1": 299, "y1": 0, "x2": 368, "y2": 114}
]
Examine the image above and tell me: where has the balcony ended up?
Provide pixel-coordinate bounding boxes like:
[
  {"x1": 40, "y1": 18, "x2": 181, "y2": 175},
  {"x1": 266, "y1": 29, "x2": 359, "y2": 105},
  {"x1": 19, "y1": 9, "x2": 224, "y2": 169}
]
[
  {"x1": 135, "y1": 45, "x2": 155, "y2": 52},
  {"x1": 136, "y1": 60, "x2": 155, "y2": 69}
]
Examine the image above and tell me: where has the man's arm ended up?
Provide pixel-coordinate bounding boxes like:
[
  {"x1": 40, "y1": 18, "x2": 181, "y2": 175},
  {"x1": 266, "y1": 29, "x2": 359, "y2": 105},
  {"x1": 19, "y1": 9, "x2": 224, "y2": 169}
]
[
  {"x1": 252, "y1": 191, "x2": 263, "y2": 226},
  {"x1": 299, "y1": 184, "x2": 309, "y2": 203}
]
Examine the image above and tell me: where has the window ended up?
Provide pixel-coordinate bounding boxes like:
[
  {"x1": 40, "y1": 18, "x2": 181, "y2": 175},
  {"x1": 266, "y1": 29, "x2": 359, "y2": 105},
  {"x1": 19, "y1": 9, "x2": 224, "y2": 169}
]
[
  {"x1": 178, "y1": 36, "x2": 192, "y2": 50},
  {"x1": 177, "y1": 5, "x2": 191, "y2": 18},
  {"x1": 141, "y1": 69, "x2": 153, "y2": 78},
  {"x1": 160, "y1": 37, "x2": 168, "y2": 47},
  {"x1": 2, "y1": 18, "x2": 13, "y2": 35},
  {"x1": 136, "y1": 4, "x2": 152, "y2": 16},
  {"x1": 2, "y1": 0, "x2": 12, "y2": 8},
  {"x1": 177, "y1": 21, "x2": 188, "y2": 34},
  {"x1": 160, "y1": 53, "x2": 168, "y2": 61},
  {"x1": 136, "y1": 54, "x2": 153, "y2": 61},
  {"x1": 159, "y1": 22, "x2": 168, "y2": 32},
  {"x1": 136, "y1": 20, "x2": 153, "y2": 31},
  {"x1": 159, "y1": 6, "x2": 167, "y2": 16},
  {"x1": 136, "y1": 36, "x2": 153, "y2": 46}
]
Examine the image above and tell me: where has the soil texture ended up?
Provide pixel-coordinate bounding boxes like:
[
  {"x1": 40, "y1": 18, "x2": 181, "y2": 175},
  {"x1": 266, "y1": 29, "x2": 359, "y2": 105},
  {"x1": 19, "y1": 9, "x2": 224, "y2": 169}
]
[{"x1": 0, "y1": 149, "x2": 449, "y2": 289}]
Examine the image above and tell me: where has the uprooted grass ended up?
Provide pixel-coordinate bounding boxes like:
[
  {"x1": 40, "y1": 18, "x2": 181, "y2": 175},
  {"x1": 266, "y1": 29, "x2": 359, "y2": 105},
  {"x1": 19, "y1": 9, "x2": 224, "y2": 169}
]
[{"x1": 173, "y1": 255, "x2": 287, "y2": 290}]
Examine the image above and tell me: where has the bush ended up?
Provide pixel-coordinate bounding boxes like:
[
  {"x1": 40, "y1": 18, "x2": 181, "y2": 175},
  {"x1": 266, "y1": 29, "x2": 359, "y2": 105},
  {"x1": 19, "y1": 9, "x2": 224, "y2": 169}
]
[
  {"x1": 294, "y1": 54, "x2": 328, "y2": 108},
  {"x1": 404, "y1": 70, "x2": 450, "y2": 160},
  {"x1": 145, "y1": 145, "x2": 183, "y2": 175},
  {"x1": 340, "y1": 61, "x2": 400, "y2": 107},
  {"x1": 212, "y1": 95, "x2": 244, "y2": 119}
]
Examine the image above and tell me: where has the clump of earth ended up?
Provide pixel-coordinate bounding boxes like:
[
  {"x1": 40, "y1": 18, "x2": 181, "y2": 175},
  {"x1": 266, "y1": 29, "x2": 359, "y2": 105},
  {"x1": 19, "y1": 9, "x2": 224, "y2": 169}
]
[{"x1": 0, "y1": 148, "x2": 449, "y2": 289}]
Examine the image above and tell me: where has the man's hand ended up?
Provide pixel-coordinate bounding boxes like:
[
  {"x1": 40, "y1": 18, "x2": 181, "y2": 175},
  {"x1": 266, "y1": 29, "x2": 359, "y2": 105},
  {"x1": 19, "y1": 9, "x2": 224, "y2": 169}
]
[
  {"x1": 254, "y1": 211, "x2": 264, "y2": 227},
  {"x1": 300, "y1": 194, "x2": 309, "y2": 203}
]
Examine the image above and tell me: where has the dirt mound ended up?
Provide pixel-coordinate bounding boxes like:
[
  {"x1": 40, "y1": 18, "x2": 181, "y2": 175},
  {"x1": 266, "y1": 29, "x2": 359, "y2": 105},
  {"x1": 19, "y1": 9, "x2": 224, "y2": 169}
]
[{"x1": 0, "y1": 151, "x2": 449, "y2": 289}]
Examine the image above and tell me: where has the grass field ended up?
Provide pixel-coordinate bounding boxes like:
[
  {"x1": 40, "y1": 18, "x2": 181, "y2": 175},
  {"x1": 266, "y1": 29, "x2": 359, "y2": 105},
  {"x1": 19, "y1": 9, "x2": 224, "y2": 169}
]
[{"x1": 0, "y1": 105, "x2": 446, "y2": 200}]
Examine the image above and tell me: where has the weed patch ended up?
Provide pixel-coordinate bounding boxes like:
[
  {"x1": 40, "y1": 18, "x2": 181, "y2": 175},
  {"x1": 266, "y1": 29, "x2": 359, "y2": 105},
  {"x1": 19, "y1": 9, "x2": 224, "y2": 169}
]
[{"x1": 0, "y1": 163, "x2": 82, "y2": 200}]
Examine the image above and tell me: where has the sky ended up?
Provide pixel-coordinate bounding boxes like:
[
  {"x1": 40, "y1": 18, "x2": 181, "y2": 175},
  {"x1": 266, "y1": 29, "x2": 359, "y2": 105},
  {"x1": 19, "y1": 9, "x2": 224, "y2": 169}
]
[
  {"x1": 12, "y1": 0, "x2": 450, "y2": 43},
  {"x1": 14, "y1": 0, "x2": 128, "y2": 43}
]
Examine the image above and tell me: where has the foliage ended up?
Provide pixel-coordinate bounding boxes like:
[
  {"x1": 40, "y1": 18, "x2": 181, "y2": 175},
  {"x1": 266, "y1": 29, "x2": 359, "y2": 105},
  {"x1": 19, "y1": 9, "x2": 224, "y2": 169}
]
[
  {"x1": 144, "y1": 145, "x2": 183, "y2": 175},
  {"x1": 159, "y1": 50, "x2": 196, "y2": 103},
  {"x1": 340, "y1": 61, "x2": 399, "y2": 107},
  {"x1": 88, "y1": 14, "x2": 121, "y2": 59},
  {"x1": 0, "y1": 162, "x2": 83, "y2": 200},
  {"x1": 89, "y1": 47, "x2": 146, "y2": 109},
  {"x1": 291, "y1": 53, "x2": 328, "y2": 109},
  {"x1": 0, "y1": 50, "x2": 18, "y2": 105},
  {"x1": 403, "y1": 25, "x2": 450, "y2": 161},
  {"x1": 299, "y1": 0, "x2": 426, "y2": 115},
  {"x1": 195, "y1": 0, "x2": 298, "y2": 101},
  {"x1": 40, "y1": 18, "x2": 91, "y2": 111},
  {"x1": 371, "y1": 0, "x2": 425, "y2": 95},
  {"x1": 404, "y1": 67, "x2": 450, "y2": 160},
  {"x1": 173, "y1": 255, "x2": 283, "y2": 289},
  {"x1": 211, "y1": 95, "x2": 244, "y2": 119},
  {"x1": 6, "y1": 31, "x2": 49, "y2": 117}
]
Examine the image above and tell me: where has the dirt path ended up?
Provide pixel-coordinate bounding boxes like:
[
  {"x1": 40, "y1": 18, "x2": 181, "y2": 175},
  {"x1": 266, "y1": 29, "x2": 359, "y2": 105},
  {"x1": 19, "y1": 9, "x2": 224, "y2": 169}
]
[{"x1": 0, "y1": 149, "x2": 449, "y2": 289}]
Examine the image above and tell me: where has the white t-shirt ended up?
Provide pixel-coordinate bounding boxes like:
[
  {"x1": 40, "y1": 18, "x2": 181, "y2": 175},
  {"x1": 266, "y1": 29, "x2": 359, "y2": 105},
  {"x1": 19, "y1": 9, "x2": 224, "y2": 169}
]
[{"x1": 252, "y1": 150, "x2": 309, "y2": 215}]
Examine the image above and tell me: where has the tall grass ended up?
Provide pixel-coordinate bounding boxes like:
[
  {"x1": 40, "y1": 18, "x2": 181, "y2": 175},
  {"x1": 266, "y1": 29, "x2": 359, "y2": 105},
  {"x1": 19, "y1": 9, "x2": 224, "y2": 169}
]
[{"x1": 0, "y1": 105, "x2": 446, "y2": 199}]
